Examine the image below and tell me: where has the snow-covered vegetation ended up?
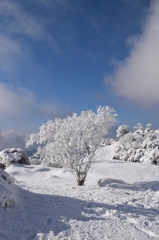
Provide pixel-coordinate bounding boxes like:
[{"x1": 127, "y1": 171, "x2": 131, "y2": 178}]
[
  {"x1": 101, "y1": 137, "x2": 114, "y2": 146},
  {"x1": 0, "y1": 148, "x2": 30, "y2": 169},
  {"x1": 26, "y1": 106, "x2": 116, "y2": 185},
  {"x1": 116, "y1": 124, "x2": 130, "y2": 137},
  {"x1": 113, "y1": 123, "x2": 159, "y2": 165},
  {"x1": 0, "y1": 169, "x2": 16, "y2": 208}
]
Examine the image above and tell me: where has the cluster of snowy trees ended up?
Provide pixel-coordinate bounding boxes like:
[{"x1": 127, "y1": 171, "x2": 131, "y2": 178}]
[
  {"x1": 26, "y1": 106, "x2": 116, "y2": 185},
  {"x1": 113, "y1": 123, "x2": 159, "y2": 165}
]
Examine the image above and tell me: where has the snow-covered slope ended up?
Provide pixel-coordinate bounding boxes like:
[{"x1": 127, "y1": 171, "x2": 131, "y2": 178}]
[{"x1": 0, "y1": 143, "x2": 159, "y2": 239}]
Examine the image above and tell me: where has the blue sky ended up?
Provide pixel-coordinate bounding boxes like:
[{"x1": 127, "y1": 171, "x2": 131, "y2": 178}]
[{"x1": 1, "y1": 0, "x2": 159, "y2": 149}]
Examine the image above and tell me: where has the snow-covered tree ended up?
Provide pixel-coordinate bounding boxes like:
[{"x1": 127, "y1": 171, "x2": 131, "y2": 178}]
[
  {"x1": 134, "y1": 123, "x2": 144, "y2": 132},
  {"x1": 113, "y1": 123, "x2": 159, "y2": 165},
  {"x1": 116, "y1": 125, "x2": 129, "y2": 138},
  {"x1": 26, "y1": 106, "x2": 117, "y2": 185}
]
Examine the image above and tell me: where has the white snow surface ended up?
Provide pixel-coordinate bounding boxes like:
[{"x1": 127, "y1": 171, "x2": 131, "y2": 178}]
[{"x1": 0, "y1": 143, "x2": 159, "y2": 239}]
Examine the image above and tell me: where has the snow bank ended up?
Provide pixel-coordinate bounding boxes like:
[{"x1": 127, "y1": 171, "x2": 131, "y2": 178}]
[
  {"x1": 98, "y1": 178, "x2": 126, "y2": 187},
  {"x1": 0, "y1": 169, "x2": 16, "y2": 207}
]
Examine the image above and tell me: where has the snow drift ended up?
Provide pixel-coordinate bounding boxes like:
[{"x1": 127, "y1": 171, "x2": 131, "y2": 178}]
[{"x1": 0, "y1": 169, "x2": 16, "y2": 207}]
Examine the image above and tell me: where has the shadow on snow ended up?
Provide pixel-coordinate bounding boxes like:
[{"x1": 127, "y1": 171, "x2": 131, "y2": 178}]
[{"x1": 0, "y1": 180, "x2": 159, "y2": 239}]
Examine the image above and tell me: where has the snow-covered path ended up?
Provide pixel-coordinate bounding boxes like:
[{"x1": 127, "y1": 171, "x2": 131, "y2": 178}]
[{"x1": 1, "y1": 144, "x2": 159, "y2": 239}]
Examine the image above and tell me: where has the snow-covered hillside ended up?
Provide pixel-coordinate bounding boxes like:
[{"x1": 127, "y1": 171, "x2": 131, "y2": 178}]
[{"x1": 1, "y1": 143, "x2": 159, "y2": 239}]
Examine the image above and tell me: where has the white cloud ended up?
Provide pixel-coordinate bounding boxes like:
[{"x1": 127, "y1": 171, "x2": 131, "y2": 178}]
[
  {"x1": 0, "y1": 82, "x2": 72, "y2": 150},
  {"x1": 0, "y1": 129, "x2": 27, "y2": 151},
  {"x1": 106, "y1": 0, "x2": 159, "y2": 107},
  {"x1": 0, "y1": 82, "x2": 71, "y2": 123},
  {"x1": 0, "y1": 82, "x2": 71, "y2": 150},
  {"x1": 0, "y1": 83, "x2": 35, "y2": 117}
]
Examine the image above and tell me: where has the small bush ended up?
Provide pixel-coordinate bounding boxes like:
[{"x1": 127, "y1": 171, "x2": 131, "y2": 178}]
[{"x1": 0, "y1": 148, "x2": 30, "y2": 168}]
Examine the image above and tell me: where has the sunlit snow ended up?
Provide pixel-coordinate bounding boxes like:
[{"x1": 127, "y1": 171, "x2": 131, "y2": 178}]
[{"x1": 0, "y1": 143, "x2": 159, "y2": 239}]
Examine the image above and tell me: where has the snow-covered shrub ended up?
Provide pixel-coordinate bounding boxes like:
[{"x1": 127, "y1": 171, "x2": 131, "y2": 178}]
[
  {"x1": 26, "y1": 106, "x2": 117, "y2": 185},
  {"x1": 101, "y1": 138, "x2": 114, "y2": 146},
  {"x1": 0, "y1": 163, "x2": 6, "y2": 170},
  {"x1": 0, "y1": 148, "x2": 30, "y2": 168},
  {"x1": 0, "y1": 169, "x2": 15, "y2": 207},
  {"x1": 116, "y1": 125, "x2": 129, "y2": 138},
  {"x1": 113, "y1": 123, "x2": 159, "y2": 165}
]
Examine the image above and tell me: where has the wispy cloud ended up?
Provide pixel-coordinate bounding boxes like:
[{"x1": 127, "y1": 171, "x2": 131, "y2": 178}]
[
  {"x1": 0, "y1": 34, "x2": 23, "y2": 73},
  {"x1": 0, "y1": 0, "x2": 48, "y2": 40},
  {"x1": 105, "y1": 0, "x2": 159, "y2": 107},
  {"x1": 0, "y1": 0, "x2": 60, "y2": 73},
  {"x1": 0, "y1": 83, "x2": 34, "y2": 117},
  {"x1": 0, "y1": 82, "x2": 71, "y2": 124}
]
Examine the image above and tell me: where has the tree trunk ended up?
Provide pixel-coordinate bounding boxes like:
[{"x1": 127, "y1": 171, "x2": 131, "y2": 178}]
[{"x1": 77, "y1": 178, "x2": 85, "y2": 186}]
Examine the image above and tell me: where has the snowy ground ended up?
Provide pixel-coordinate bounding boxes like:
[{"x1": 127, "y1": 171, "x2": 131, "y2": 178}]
[{"x1": 1, "y1": 143, "x2": 159, "y2": 239}]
